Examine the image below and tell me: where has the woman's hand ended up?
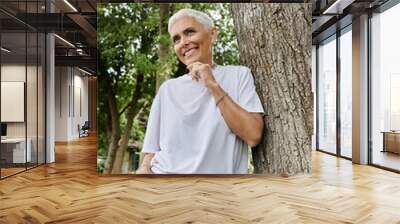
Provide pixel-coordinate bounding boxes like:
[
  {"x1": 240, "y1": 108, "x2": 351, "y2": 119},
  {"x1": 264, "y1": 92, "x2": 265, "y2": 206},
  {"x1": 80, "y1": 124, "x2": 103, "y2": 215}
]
[
  {"x1": 135, "y1": 164, "x2": 153, "y2": 174},
  {"x1": 135, "y1": 153, "x2": 155, "y2": 174},
  {"x1": 187, "y1": 62, "x2": 218, "y2": 89},
  {"x1": 188, "y1": 63, "x2": 264, "y2": 146},
  {"x1": 188, "y1": 62, "x2": 264, "y2": 147}
]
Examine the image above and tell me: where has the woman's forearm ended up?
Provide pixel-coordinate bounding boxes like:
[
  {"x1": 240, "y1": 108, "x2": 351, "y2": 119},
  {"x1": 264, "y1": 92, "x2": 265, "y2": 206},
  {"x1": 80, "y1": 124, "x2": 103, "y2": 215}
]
[{"x1": 208, "y1": 83, "x2": 264, "y2": 147}]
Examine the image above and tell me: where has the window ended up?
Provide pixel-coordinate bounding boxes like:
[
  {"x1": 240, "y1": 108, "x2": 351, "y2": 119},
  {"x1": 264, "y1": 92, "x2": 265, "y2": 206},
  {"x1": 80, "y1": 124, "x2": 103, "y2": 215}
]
[
  {"x1": 340, "y1": 26, "x2": 352, "y2": 158},
  {"x1": 370, "y1": 2, "x2": 400, "y2": 171},
  {"x1": 317, "y1": 35, "x2": 337, "y2": 154}
]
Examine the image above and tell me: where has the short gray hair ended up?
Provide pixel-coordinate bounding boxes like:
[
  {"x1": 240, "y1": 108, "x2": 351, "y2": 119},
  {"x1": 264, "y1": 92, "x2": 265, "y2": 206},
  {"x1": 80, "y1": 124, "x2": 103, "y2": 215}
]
[{"x1": 168, "y1": 8, "x2": 214, "y2": 34}]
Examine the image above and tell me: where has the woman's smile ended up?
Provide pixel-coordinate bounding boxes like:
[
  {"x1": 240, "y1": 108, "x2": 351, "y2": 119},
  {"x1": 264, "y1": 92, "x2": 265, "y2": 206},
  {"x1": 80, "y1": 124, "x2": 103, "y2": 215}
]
[{"x1": 183, "y1": 47, "x2": 199, "y2": 57}]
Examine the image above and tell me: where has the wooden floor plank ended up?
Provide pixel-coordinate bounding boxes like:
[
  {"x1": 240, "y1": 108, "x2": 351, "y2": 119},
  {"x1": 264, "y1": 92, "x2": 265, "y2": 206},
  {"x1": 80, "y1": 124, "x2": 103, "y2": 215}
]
[{"x1": 0, "y1": 135, "x2": 399, "y2": 223}]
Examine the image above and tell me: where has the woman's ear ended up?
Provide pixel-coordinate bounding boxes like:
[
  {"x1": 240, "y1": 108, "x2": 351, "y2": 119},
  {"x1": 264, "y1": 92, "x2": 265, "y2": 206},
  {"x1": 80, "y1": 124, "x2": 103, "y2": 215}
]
[{"x1": 211, "y1": 27, "x2": 218, "y2": 44}]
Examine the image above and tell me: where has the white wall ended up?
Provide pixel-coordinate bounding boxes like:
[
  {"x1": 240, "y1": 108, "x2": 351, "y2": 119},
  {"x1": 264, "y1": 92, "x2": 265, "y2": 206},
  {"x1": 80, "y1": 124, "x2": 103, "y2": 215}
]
[
  {"x1": 1, "y1": 82, "x2": 25, "y2": 122},
  {"x1": 1, "y1": 63, "x2": 46, "y2": 164},
  {"x1": 1, "y1": 65, "x2": 26, "y2": 131},
  {"x1": 1, "y1": 65, "x2": 25, "y2": 81},
  {"x1": 55, "y1": 66, "x2": 69, "y2": 141},
  {"x1": 54, "y1": 66, "x2": 89, "y2": 141},
  {"x1": 1, "y1": 65, "x2": 38, "y2": 138}
]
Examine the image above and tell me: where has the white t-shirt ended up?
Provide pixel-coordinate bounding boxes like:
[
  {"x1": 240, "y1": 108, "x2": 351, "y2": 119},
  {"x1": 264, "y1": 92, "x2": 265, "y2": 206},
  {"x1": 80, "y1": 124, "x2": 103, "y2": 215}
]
[{"x1": 142, "y1": 65, "x2": 264, "y2": 174}]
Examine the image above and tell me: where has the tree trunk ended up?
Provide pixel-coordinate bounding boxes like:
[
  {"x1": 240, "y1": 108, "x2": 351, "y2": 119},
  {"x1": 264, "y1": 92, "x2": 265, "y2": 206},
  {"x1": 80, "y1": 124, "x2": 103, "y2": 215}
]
[
  {"x1": 111, "y1": 74, "x2": 144, "y2": 174},
  {"x1": 232, "y1": 3, "x2": 313, "y2": 175},
  {"x1": 156, "y1": 3, "x2": 170, "y2": 91},
  {"x1": 103, "y1": 81, "x2": 120, "y2": 174}
]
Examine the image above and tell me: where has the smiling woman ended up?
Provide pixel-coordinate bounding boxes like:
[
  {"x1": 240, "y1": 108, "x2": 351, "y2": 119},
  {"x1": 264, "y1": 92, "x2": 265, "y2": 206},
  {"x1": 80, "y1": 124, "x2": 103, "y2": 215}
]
[{"x1": 136, "y1": 8, "x2": 265, "y2": 174}]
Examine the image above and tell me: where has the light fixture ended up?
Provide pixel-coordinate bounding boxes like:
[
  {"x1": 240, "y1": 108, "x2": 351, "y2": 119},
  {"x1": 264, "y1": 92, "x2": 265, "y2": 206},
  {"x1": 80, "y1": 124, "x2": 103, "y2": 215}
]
[
  {"x1": 1, "y1": 47, "x2": 11, "y2": 53},
  {"x1": 76, "y1": 48, "x2": 86, "y2": 55},
  {"x1": 54, "y1": 34, "x2": 75, "y2": 48},
  {"x1": 78, "y1": 67, "x2": 92, "y2": 76},
  {"x1": 322, "y1": 0, "x2": 355, "y2": 15},
  {"x1": 63, "y1": 0, "x2": 78, "y2": 12}
]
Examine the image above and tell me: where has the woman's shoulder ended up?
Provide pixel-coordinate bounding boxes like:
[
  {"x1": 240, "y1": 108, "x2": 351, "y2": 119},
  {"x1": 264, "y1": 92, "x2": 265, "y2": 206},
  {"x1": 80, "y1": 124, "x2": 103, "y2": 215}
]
[
  {"x1": 157, "y1": 75, "x2": 190, "y2": 92},
  {"x1": 218, "y1": 65, "x2": 251, "y2": 74},
  {"x1": 218, "y1": 65, "x2": 252, "y2": 81}
]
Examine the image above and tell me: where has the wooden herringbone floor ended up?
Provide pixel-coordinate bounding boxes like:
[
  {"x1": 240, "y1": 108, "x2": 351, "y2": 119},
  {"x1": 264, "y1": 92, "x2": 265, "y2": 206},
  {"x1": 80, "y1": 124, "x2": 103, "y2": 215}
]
[{"x1": 1, "y1": 135, "x2": 400, "y2": 224}]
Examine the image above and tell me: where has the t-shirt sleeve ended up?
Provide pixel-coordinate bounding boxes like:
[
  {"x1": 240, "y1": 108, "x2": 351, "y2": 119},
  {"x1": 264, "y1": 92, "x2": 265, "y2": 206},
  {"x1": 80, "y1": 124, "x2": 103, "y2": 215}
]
[
  {"x1": 238, "y1": 67, "x2": 265, "y2": 114},
  {"x1": 142, "y1": 91, "x2": 161, "y2": 153}
]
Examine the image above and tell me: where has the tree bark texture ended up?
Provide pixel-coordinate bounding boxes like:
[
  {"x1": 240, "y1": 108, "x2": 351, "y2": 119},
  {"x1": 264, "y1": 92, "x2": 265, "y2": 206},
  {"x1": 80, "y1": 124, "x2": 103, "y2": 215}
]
[
  {"x1": 111, "y1": 73, "x2": 144, "y2": 174},
  {"x1": 156, "y1": 3, "x2": 170, "y2": 91},
  {"x1": 232, "y1": 3, "x2": 313, "y2": 175},
  {"x1": 103, "y1": 78, "x2": 121, "y2": 174}
]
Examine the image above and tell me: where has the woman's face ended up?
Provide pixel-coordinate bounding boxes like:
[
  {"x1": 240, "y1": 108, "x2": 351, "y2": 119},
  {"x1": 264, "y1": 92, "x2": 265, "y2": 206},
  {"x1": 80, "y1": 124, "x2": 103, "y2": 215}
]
[{"x1": 169, "y1": 16, "x2": 217, "y2": 66}]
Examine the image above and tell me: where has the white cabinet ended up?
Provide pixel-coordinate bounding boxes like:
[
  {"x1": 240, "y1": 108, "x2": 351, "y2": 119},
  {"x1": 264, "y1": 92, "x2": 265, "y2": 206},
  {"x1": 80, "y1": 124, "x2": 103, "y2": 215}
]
[{"x1": 1, "y1": 138, "x2": 32, "y2": 163}]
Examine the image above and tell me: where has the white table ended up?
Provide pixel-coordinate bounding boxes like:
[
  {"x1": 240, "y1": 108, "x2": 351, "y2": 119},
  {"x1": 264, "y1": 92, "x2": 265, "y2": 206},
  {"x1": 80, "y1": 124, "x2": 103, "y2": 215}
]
[{"x1": 1, "y1": 138, "x2": 31, "y2": 163}]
